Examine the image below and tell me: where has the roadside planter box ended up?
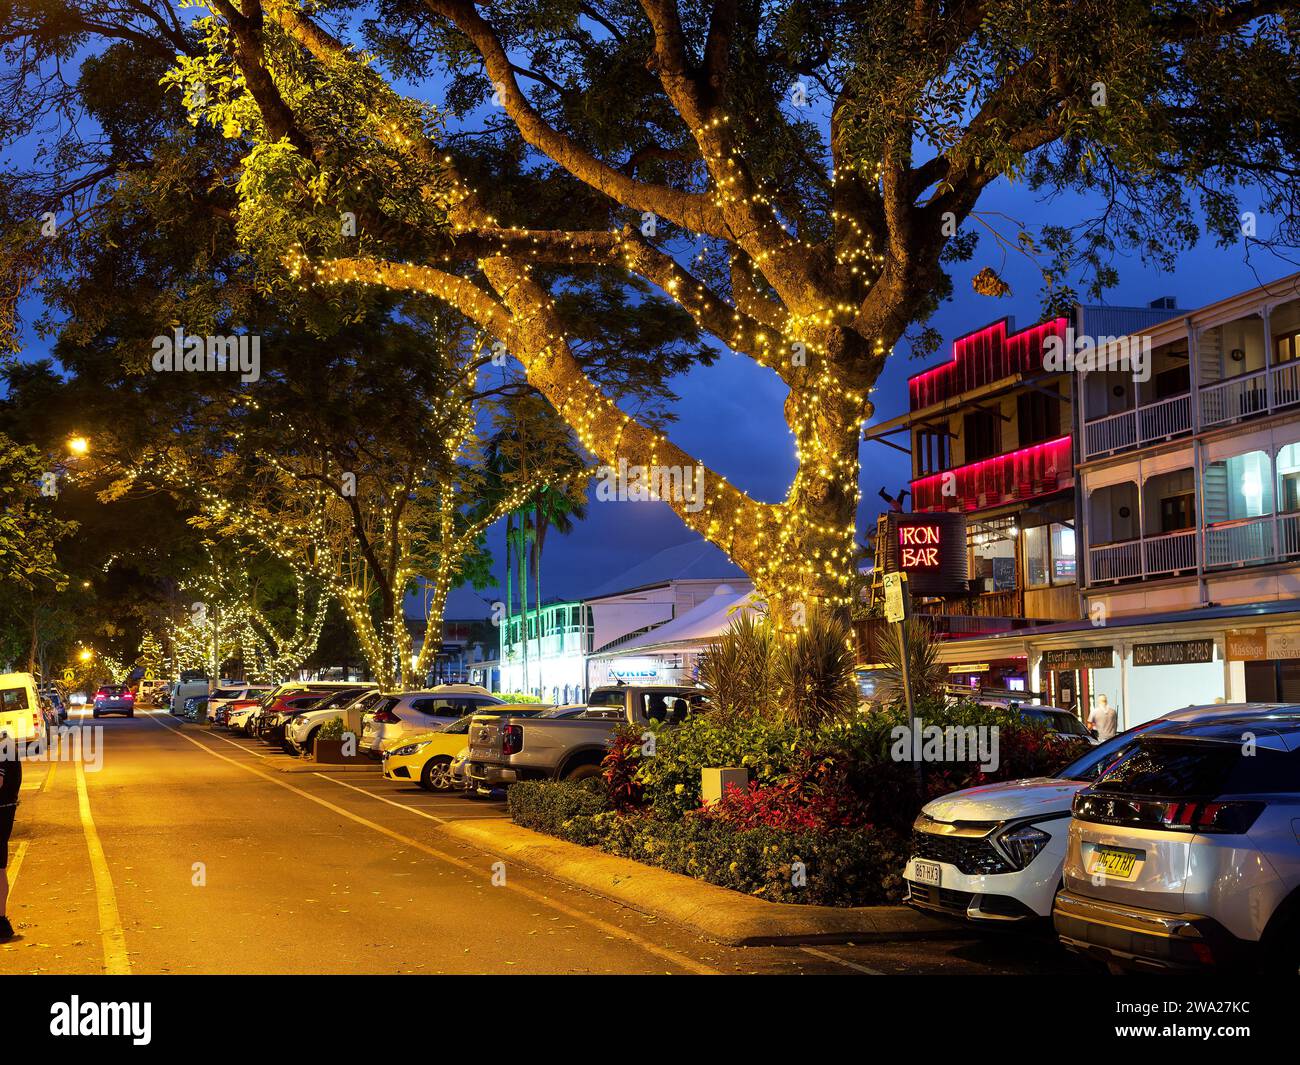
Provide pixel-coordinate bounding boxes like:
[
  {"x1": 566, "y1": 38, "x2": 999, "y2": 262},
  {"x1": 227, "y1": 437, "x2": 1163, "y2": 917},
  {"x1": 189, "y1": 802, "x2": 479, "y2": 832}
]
[
  {"x1": 313, "y1": 736, "x2": 368, "y2": 765},
  {"x1": 701, "y1": 767, "x2": 749, "y2": 805}
]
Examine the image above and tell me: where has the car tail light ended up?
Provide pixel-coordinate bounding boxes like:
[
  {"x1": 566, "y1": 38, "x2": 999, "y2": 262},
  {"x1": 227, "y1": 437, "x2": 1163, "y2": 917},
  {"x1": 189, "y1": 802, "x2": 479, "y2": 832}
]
[
  {"x1": 96, "y1": 688, "x2": 108, "y2": 697},
  {"x1": 124, "y1": 691, "x2": 134, "y2": 700},
  {"x1": 1075, "y1": 793, "x2": 1265, "y2": 835},
  {"x1": 372, "y1": 708, "x2": 401, "y2": 724},
  {"x1": 501, "y1": 724, "x2": 523, "y2": 756}
]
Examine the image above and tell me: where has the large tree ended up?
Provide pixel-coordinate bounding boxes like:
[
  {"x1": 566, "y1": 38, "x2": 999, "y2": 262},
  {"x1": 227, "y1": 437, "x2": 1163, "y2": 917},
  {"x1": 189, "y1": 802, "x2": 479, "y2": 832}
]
[{"x1": 156, "y1": 0, "x2": 1300, "y2": 625}]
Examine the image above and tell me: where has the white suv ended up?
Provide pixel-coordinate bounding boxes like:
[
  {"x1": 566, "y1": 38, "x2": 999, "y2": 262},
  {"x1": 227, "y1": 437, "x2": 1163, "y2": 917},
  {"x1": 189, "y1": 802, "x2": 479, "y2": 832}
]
[
  {"x1": 903, "y1": 702, "x2": 1299, "y2": 925},
  {"x1": 361, "y1": 685, "x2": 503, "y2": 753},
  {"x1": 286, "y1": 688, "x2": 385, "y2": 755},
  {"x1": 1056, "y1": 713, "x2": 1300, "y2": 972}
]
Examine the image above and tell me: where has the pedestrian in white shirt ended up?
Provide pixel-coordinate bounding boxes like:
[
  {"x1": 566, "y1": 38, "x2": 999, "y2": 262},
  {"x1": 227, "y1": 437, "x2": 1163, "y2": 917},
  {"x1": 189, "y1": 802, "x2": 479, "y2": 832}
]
[{"x1": 1088, "y1": 694, "x2": 1118, "y2": 742}]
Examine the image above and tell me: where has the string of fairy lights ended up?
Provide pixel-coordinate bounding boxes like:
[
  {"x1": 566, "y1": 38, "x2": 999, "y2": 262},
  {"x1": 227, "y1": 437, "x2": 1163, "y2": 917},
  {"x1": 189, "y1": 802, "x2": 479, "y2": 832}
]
[{"x1": 200, "y1": 5, "x2": 902, "y2": 626}]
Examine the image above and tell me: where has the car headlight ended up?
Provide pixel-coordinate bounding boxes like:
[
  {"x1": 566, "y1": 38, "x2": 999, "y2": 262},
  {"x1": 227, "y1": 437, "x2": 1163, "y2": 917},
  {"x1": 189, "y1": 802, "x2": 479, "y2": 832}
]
[
  {"x1": 996, "y1": 824, "x2": 1052, "y2": 870},
  {"x1": 391, "y1": 742, "x2": 429, "y2": 757}
]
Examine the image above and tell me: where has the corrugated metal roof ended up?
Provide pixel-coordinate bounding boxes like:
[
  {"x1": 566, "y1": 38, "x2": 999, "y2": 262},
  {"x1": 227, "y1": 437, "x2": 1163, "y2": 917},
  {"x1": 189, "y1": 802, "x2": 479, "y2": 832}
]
[{"x1": 1075, "y1": 303, "x2": 1183, "y2": 340}]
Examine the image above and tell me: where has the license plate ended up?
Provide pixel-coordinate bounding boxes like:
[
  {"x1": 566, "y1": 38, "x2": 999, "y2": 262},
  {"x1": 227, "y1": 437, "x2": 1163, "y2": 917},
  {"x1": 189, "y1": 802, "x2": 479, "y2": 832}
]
[
  {"x1": 912, "y1": 859, "x2": 941, "y2": 886},
  {"x1": 1088, "y1": 845, "x2": 1141, "y2": 881}
]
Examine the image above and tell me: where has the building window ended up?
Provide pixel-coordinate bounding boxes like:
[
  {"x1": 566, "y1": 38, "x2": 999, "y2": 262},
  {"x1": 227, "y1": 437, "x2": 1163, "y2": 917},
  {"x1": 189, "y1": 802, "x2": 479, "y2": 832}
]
[
  {"x1": 1278, "y1": 443, "x2": 1300, "y2": 512},
  {"x1": 963, "y1": 410, "x2": 1001, "y2": 463},
  {"x1": 1204, "y1": 450, "x2": 1273, "y2": 522},
  {"x1": 915, "y1": 428, "x2": 951, "y2": 476},
  {"x1": 1017, "y1": 388, "x2": 1059, "y2": 448},
  {"x1": 1023, "y1": 523, "x2": 1077, "y2": 588},
  {"x1": 971, "y1": 534, "x2": 1016, "y2": 592}
]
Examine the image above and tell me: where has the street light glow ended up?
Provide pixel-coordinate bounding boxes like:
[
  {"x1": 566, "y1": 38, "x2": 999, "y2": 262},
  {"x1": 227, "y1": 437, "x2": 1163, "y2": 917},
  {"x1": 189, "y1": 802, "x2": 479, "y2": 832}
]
[{"x1": 67, "y1": 435, "x2": 90, "y2": 456}]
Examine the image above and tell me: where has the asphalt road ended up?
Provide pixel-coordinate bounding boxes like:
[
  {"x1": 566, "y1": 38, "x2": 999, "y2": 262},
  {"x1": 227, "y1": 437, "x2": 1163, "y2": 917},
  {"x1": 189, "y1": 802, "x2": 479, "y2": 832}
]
[{"x1": 0, "y1": 708, "x2": 1095, "y2": 976}]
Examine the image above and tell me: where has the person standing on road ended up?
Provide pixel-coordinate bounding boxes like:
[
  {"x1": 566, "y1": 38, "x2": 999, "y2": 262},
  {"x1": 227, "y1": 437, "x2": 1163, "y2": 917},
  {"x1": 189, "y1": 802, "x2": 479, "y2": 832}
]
[
  {"x1": 0, "y1": 730, "x2": 21, "y2": 941},
  {"x1": 1088, "y1": 694, "x2": 1118, "y2": 743}
]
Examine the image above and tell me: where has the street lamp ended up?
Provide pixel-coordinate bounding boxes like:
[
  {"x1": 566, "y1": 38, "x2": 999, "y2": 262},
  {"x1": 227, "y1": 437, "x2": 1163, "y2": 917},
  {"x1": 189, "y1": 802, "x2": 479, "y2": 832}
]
[
  {"x1": 67, "y1": 435, "x2": 90, "y2": 457},
  {"x1": 79, "y1": 648, "x2": 93, "y2": 662}
]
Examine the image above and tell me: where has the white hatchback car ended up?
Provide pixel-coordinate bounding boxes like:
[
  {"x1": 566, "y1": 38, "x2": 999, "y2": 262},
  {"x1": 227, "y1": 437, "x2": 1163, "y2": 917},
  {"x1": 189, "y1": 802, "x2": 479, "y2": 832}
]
[
  {"x1": 361, "y1": 685, "x2": 503, "y2": 753},
  {"x1": 286, "y1": 688, "x2": 385, "y2": 755},
  {"x1": 902, "y1": 702, "x2": 1300, "y2": 925}
]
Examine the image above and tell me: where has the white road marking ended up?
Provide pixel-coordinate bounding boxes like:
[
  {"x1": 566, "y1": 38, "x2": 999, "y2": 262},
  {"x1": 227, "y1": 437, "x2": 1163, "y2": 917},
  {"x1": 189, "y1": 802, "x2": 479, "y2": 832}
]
[
  {"x1": 799, "y1": 945, "x2": 884, "y2": 974},
  {"x1": 144, "y1": 714, "x2": 720, "y2": 974}
]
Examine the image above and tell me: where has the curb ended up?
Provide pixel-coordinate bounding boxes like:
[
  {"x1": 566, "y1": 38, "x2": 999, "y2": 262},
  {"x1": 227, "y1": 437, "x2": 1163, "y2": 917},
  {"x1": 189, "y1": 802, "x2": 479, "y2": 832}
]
[
  {"x1": 437, "y1": 818, "x2": 965, "y2": 947},
  {"x1": 265, "y1": 756, "x2": 381, "y2": 774}
]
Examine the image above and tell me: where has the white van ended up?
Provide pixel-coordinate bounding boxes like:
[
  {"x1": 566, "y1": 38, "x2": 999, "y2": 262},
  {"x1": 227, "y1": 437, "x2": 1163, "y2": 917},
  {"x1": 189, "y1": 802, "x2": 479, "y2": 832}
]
[{"x1": 0, "y1": 672, "x2": 45, "y2": 742}]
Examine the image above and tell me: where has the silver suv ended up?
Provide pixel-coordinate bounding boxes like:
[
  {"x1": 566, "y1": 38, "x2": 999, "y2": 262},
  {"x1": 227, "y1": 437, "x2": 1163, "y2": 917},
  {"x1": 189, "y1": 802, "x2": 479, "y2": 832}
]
[{"x1": 1054, "y1": 713, "x2": 1300, "y2": 973}]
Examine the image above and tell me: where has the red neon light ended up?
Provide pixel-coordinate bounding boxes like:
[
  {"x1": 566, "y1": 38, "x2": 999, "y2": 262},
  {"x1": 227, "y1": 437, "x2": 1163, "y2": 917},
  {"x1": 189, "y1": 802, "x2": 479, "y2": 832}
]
[
  {"x1": 898, "y1": 523, "x2": 942, "y2": 569},
  {"x1": 911, "y1": 434, "x2": 1072, "y2": 513},
  {"x1": 908, "y1": 317, "x2": 1069, "y2": 413}
]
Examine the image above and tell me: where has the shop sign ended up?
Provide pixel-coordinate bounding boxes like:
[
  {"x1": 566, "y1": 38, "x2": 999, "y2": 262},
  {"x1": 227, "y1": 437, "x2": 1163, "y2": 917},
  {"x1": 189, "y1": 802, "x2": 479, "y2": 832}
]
[
  {"x1": 1226, "y1": 629, "x2": 1268, "y2": 661},
  {"x1": 947, "y1": 663, "x2": 990, "y2": 673},
  {"x1": 1133, "y1": 639, "x2": 1214, "y2": 667},
  {"x1": 1041, "y1": 646, "x2": 1114, "y2": 671},
  {"x1": 898, "y1": 523, "x2": 942, "y2": 569},
  {"x1": 1267, "y1": 630, "x2": 1300, "y2": 661}
]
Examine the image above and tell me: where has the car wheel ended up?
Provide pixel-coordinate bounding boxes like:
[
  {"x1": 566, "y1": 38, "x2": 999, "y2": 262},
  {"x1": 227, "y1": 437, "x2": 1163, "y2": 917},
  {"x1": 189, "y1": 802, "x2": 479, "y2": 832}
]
[
  {"x1": 127, "y1": 711, "x2": 134, "y2": 718},
  {"x1": 563, "y1": 763, "x2": 602, "y2": 782},
  {"x1": 304, "y1": 728, "x2": 321, "y2": 756},
  {"x1": 420, "y1": 756, "x2": 454, "y2": 792},
  {"x1": 92, "y1": 710, "x2": 100, "y2": 719}
]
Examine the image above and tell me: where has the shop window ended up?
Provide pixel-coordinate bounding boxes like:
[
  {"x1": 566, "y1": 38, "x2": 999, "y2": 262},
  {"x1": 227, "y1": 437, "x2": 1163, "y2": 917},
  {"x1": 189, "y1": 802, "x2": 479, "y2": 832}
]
[
  {"x1": 971, "y1": 535, "x2": 1016, "y2": 592},
  {"x1": 1017, "y1": 388, "x2": 1059, "y2": 447},
  {"x1": 1023, "y1": 523, "x2": 1076, "y2": 588},
  {"x1": 963, "y1": 410, "x2": 1001, "y2": 463}
]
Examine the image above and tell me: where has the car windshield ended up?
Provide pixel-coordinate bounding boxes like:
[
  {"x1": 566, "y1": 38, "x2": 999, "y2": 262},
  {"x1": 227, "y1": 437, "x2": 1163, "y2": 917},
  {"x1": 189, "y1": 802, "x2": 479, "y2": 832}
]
[
  {"x1": 314, "y1": 689, "x2": 362, "y2": 710},
  {"x1": 587, "y1": 689, "x2": 626, "y2": 708},
  {"x1": 212, "y1": 688, "x2": 242, "y2": 699},
  {"x1": 1018, "y1": 707, "x2": 1087, "y2": 736}
]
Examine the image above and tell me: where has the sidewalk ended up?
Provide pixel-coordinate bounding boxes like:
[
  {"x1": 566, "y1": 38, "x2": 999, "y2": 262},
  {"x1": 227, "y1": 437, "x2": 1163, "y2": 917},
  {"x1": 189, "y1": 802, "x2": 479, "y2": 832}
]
[{"x1": 437, "y1": 818, "x2": 964, "y2": 947}]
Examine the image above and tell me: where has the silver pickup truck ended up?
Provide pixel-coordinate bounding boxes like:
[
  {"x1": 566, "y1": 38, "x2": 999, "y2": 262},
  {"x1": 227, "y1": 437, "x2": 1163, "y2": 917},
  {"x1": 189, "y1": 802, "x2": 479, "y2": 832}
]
[{"x1": 466, "y1": 684, "x2": 708, "y2": 788}]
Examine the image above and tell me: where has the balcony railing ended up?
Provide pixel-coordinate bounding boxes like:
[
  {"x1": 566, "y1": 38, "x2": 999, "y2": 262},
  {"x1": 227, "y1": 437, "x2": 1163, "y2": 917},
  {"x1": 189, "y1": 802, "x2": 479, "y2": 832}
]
[
  {"x1": 1087, "y1": 515, "x2": 1300, "y2": 585},
  {"x1": 1081, "y1": 393, "x2": 1193, "y2": 460},
  {"x1": 1200, "y1": 369, "x2": 1268, "y2": 429}
]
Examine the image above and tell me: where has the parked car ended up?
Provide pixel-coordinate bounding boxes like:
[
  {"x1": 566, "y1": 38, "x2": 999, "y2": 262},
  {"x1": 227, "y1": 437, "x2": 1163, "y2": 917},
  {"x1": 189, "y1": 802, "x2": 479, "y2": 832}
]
[
  {"x1": 136, "y1": 679, "x2": 170, "y2": 707},
  {"x1": 903, "y1": 702, "x2": 1300, "y2": 926},
  {"x1": 360, "y1": 685, "x2": 503, "y2": 753},
  {"x1": 382, "y1": 705, "x2": 550, "y2": 790},
  {"x1": 93, "y1": 683, "x2": 135, "y2": 718},
  {"x1": 270, "y1": 686, "x2": 373, "y2": 753},
  {"x1": 263, "y1": 688, "x2": 371, "y2": 748},
  {"x1": 286, "y1": 688, "x2": 384, "y2": 756},
  {"x1": 0, "y1": 672, "x2": 45, "y2": 743},
  {"x1": 467, "y1": 684, "x2": 707, "y2": 789},
  {"x1": 226, "y1": 700, "x2": 263, "y2": 735},
  {"x1": 39, "y1": 686, "x2": 69, "y2": 724},
  {"x1": 1054, "y1": 712, "x2": 1300, "y2": 973},
  {"x1": 170, "y1": 671, "x2": 210, "y2": 717},
  {"x1": 248, "y1": 681, "x2": 368, "y2": 736},
  {"x1": 206, "y1": 684, "x2": 272, "y2": 721}
]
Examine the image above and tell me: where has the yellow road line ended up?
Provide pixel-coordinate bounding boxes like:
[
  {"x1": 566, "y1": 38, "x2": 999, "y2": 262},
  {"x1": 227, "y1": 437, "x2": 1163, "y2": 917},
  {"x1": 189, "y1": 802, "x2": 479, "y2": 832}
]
[
  {"x1": 6, "y1": 841, "x2": 28, "y2": 901},
  {"x1": 148, "y1": 715, "x2": 719, "y2": 975},
  {"x1": 75, "y1": 759, "x2": 131, "y2": 975}
]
